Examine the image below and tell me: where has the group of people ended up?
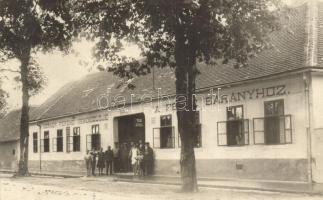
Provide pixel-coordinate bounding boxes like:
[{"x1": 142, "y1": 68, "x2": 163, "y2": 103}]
[
  {"x1": 84, "y1": 146, "x2": 114, "y2": 176},
  {"x1": 84, "y1": 141, "x2": 154, "y2": 177},
  {"x1": 128, "y1": 141, "x2": 154, "y2": 177}
]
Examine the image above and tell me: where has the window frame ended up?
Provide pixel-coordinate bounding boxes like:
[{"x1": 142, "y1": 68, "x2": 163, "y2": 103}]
[
  {"x1": 33, "y1": 132, "x2": 38, "y2": 153},
  {"x1": 256, "y1": 99, "x2": 291, "y2": 145},
  {"x1": 253, "y1": 99, "x2": 292, "y2": 145},
  {"x1": 253, "y1": 114, "x2": 292, "y2": 145},
  {"x1": 54, "y1": 129, "x2": 64, "y2": 152},
  {"x1": 217, "y1": 119, "x2": 250, "y2": 146},
  {"x1": 153, "y1": 126, "x2": 175, "y2": 149},
  {"x1": 92, "y1": 124, "x2": 100, "y2": 134},
  {"x1": 66, "y1": 127, "x2": 71, "y2": 153},
  {"x1": 41, "y1": 131, "x2": 50, "y2": 153},
  {"x1": 87, "y1": 124, "x2": 101, "y2": 151},
  {"x1": 152, "y1": 115, "x2": 175, "y2": 149},
  {"x1": 216, "y1": 105, "x2": 250, "y2": 146},
  {"x1": 72, "y1": 127, "x2": 81, "y2": 152}
]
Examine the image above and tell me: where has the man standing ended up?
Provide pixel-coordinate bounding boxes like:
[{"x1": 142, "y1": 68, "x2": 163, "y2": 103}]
[
  {"x1": 90, "y1": 149, "x2": 97, "y2": 176},
  {"x1": 119, "y1": 143, "x2": 128, "y2": 172},
  {"x1": 97, "y1": 147, "x2": 105, "y2": 176},
  {"x1": 144, "y1": 142, "x2": 154, "y2": 176},
  {"x1": 113, "y1": 142, "x2": 120, "y2": 173},
  {"x1": 84, "y1": 150, "x2": 92, "y2": 177},
  {"x1": 129, "y1": 142, "x2": 139, "y2": 176},
  {"x1": 105, "y1": 146, "x2": 114, "y2": 175}
]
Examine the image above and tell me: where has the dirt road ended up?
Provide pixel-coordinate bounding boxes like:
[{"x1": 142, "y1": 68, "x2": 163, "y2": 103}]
[{"x1": 0, "y1": 174, "x2": 321, "y2": 200}]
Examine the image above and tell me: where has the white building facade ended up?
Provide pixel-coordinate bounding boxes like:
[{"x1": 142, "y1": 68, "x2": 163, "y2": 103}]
[
  {"x1": 26, "y1": 1, "x2": 323, "y2": 183},
  {"x1": 27, "y1": 71, "x2": 323, "y2": 183}
]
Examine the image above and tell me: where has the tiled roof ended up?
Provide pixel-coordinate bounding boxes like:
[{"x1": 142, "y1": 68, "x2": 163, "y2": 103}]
[
  {"x1": 30, "y1": 2, "x2": 319, "y2": 122},
  {"x1": 0, "y1": 107, "x2": 38, "y2": 142}
]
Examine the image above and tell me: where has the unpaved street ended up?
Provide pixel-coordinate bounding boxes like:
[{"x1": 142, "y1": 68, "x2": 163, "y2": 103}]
[{"x1": 0, "y1": 174, "x2": 322, "y2": 200}]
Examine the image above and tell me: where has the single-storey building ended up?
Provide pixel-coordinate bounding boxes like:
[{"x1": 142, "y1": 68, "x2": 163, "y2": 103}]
[
  {"x1": 0, "y1": 107, "x2": 38, "y2": 172},
  {"x1": 0, "y1": 109, "x2": 21, "y2": 172},
  {"x1": 2, "y1": 1, "x2": 323, "y2": 183}
]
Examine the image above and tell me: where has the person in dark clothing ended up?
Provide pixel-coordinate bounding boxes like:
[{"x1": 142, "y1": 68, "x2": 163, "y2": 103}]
[
  {"x1": 137, "y1": 143, "x2": 144, "y2": 177},
  {"x1": 144, "y1": 142, "x2": 154, "y2": 176},
  {"x1": 97, "y1": 147, "x2": 105, "y2": 176},
  {"x1": 126, "y1": 143, "x2": 131, "y2": 171},
  {"x1": 120, "y1": 143, "x2": 128, "y2": 172},
  {"x1": 113, "y1": 142, "x2": 120, "y2": 173},
  {"x1": 105, "y1": 146, "x2": 114, "y2": 175},
  {"x1": 90, "y1": 149, "x2": 97, "y2": 176},
  {"x1": 138, "y1": 140, "x2": 145, "y2": 152}
]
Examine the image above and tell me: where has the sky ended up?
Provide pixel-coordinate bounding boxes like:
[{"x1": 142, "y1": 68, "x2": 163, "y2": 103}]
[
  {"x1": 0, "y1": 41, "x2": 140, "y2": 109},
  {"x1": 0, "y1": 0, "x2": 314, "y2": 110}
]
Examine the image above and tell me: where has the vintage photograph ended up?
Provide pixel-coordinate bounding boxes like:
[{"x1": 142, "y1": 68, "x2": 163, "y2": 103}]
[{"x1": 1, "y1": 0, "x2": 323, "y2": 199}]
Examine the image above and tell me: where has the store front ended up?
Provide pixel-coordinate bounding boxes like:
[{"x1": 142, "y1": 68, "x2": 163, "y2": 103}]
[
  {"x1": 112, "y1": 113, "x2": 145, "y2": 172},
  {"x1": 116, "y1": 113, "x2": 145, "y2": 145},
  {"x1": 24, "y1": 1, "x2": 323, "y2": 182}
]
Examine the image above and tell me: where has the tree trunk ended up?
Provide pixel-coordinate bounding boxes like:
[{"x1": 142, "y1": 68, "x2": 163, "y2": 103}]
[
  {"x1": 177, "y1": 109, "x2": 198, "y2": 192},
  {"x1": 18, "y1": 51, "x2": 31, "y2": 176},
  {"x1": 175, "y1": 26, "x2": 198, "y2": 192}
]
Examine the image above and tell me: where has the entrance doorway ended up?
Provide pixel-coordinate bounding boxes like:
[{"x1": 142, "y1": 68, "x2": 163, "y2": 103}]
[
  {"x1": 117, "y1": 113, "x2": 145, "y2": 144},
  {"x1": 115, "y1": 113, "x2": 145, "y2": 173}
]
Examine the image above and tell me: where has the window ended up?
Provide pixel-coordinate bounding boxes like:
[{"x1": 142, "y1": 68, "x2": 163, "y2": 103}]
[
  {"x1": 178, "y1": 111, "x2": 202, "y2": 148},
  {"x1": 153, "y1": 115, "x2": 175, "y2": 148},
  {"x1": 86, "y1": 124, "x2": 101, "y2": 151},
  {"x1": 253, "y1": 100, "x2": 292, "y2": 144},
  {"x1": 42, "y1": 131, "x2": 50, "y2": 153},
  {"x1": 33, "y1": 132, "x2": 38, "y2": 153},
  {"x1": 67, "y1": 127, "x2": 81, "y2": 152},
  {"x1": 161, "y1": 115, "x2": 172, "y2": 127},
  {"x1": 217, "y1": 105, "x2": 249, "y2": 146},
  {"x1": 53, "y1": 129, "x2": 63, "y2": 152},
  {"x1": 73, "y1": 127, "x2": 81, "y2": 152},
  {"x1": 66, "y1": 127, "x2": 71, "y2": 153}
]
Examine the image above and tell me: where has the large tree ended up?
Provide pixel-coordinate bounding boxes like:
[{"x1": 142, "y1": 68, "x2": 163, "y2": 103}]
[
  {"x1": 0, "y1": 0, "x2": 75, "y2": 175},
  {"x1": 76, "y1": 0, "x2": 282, "y2": 191}
]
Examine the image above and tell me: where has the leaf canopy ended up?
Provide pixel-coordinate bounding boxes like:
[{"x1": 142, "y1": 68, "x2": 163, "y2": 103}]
[
  {"x1": 75, "y1": 0, "x2": 283, "y2": 77},
  {"x1": 0, "y1": 0, "x2": 76, "y2": 94}
]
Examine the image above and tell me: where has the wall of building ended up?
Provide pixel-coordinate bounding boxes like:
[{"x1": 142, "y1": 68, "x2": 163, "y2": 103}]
[
  {"x1": 28, "y1": 73, "x2": 309, "y2": 182},
  {"x1": 150, "y1": 73, "x2": 308, "y2": 181},
  {"x1": 29, "y1": 111, "x2": 110, "y2": 173},
  {"x1": 310, "y1": 72, "x2": 323, "y2": 182},
  {"x1": 0, "y1": 141, "x2": 19, "y2": 171}
]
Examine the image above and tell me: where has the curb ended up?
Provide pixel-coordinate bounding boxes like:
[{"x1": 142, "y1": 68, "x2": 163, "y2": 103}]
[
  {"x1": 114, "y1": 177, "x2": 323, "y2": 196},
  {"x1": 0, "y1": 170, "x2": 81, "y2": 178},
  {"x1": 1, "y1": 170, "x2": 323, "y2": 196}
]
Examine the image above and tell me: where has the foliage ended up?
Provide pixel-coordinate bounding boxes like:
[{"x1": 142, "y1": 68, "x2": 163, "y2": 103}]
[
  {"x1": 0, "y1": 0, "x2": 76, "y2": 175},
  {"x1": 0, "y1": 0, "x2": 75, "y2": 55},
  {"x1": 12, "y1": 58, "x2": 47, "y2": 96},
  {"x1": 0, "y1": 0, "x2": 76, "y2": 94},
  {"x1": 75, "y1": 0, "x2": 283, "y2": 191},
  {"x1": 75, "y1": 0, "x2": 283, "y2": 75}
]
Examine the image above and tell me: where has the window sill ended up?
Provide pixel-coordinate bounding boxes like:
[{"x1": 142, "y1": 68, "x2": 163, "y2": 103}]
[
  {"x1": 254, "y1": 143, "x2": 292, "y2": 146},
  {"x1": 217, "y1": 145, "x2": 249, "y2": 147}
]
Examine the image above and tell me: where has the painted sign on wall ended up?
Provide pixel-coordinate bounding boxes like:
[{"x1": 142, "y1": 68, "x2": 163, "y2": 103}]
[
  {"x1": 164, "y1": 84, "x2": 289, "y2": 111},
  {"x1": 205, "y1": 85, "x2": 288, "y2": 105}
]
